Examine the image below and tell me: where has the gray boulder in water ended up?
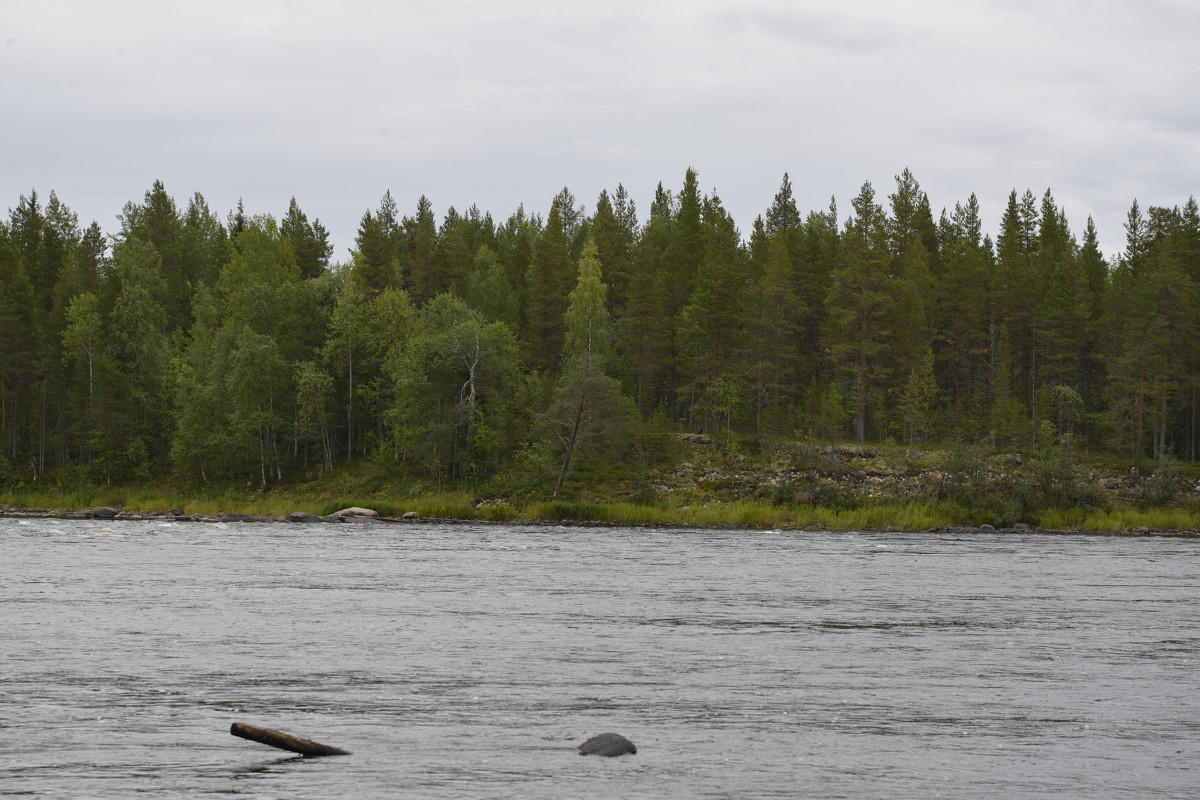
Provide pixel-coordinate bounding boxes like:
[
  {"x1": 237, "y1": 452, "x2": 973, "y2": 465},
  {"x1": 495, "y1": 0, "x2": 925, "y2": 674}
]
[
  {"x1": 577, "y1": 732, "x2": 637, "y2": 756},
  {"x1": 286, "y1": 511, "x2": 326, "y2": 524}
]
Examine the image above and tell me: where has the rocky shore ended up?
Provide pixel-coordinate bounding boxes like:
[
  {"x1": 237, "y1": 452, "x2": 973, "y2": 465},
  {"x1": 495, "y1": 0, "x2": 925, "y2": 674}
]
[{"x1": 0, "y1": 504, "x2": 415, "y2": 525}]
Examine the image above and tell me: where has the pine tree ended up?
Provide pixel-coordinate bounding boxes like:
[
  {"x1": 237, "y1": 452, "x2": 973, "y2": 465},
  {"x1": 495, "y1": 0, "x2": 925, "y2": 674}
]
[
  {"x1": 353, "y1": 192, "x2": 402, "y2": 292},
  {"x1": 932, "y1": 194, "x2": 993, "y2": 435},
  {"x1": 0, "y1": 223, "x2": 36, "y2": 472},
  {"x1": 1109, "y1": 204, "x2": 1197, "y2": 471},
  {"x1": 403, "y1": 195, "x2": 437, "y2": 303},
  {"x1": 679, "y1": 193, "x2": 747, "y2": 433},
  {"x1": 824, "y1": 182, "x2": 892, "y2": 443},
  {"x1": 282, "y1": 197, "x2": 333, "y2": 279},
  {"x1": 181, "y1": 193, "x2": 229, "y2": 290},
  {"x1": 117, "y1": 181, "x2": 187, "y2": 330},
  {"x1": 524, "y1": 195, "x2": 572, "y2": 373},
  {"x1": 618, "y1": 183, "x2": 672, "y2": 414},
  {"x1": 590, "y1": 188, "x2": 636, "y2": 311},
  {"x1": 466, "y1": 245, "x2": 519, "y2": 330}
]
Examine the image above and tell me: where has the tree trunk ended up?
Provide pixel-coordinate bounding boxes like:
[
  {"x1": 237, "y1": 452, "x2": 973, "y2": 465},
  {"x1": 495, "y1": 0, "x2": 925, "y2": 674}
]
[
  {"x1": 346, "y1": 343, "x2": 354, "y2": 462},
  {"x1": 554, "y1": 395, "x2": 586, "y2": 498}
]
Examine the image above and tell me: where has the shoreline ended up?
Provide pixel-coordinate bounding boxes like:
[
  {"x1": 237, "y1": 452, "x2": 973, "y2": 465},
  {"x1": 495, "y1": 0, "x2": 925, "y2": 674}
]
[{"x1": 3, "y1": 504, "x2": 1198, "y2": 538}]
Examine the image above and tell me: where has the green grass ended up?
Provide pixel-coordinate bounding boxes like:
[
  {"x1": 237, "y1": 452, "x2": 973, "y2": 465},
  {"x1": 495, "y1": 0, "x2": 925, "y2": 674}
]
[
  {"x1": 7, "y1": 485, "x2": 1195, "y2": 533},
  {"x1": 499, "y1": 498, "x2": 982, "y2": 531},
  {"x1": 1039, "y1": 507, "x2": 1200, "y2": 532}
]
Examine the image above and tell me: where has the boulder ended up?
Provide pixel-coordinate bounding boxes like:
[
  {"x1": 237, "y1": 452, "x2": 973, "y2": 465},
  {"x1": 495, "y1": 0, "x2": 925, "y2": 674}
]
[
  {"x1": 578, "y1": 732, "x2": 637, "y2": 757},
  {"x1": 90, "y1": 506, "x2": 119, "y2": 519},
  {"x1": 402, "y1": 511, "x2": 419, "y2": 520},
  {"x1": 287, "y1": 511, "x2": 326, "y2": 524},
  {"x1": 330, "y1": 506, "x2": 378, "y2": 520}
]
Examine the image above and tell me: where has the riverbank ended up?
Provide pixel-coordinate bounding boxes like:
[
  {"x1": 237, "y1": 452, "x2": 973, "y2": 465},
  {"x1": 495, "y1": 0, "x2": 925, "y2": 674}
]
[
  {"x1": 3, "y1": 501, "x2": 1199, "y2": 537},
  {"x1": 4, "y1": 441, "x2": 1199, "y2": 535}
]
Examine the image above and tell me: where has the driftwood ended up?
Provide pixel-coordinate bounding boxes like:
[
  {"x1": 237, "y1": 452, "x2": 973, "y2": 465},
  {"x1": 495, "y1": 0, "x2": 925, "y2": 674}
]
[{"x1": 230, "y1": 722, "x2": 350, "y2": 756}]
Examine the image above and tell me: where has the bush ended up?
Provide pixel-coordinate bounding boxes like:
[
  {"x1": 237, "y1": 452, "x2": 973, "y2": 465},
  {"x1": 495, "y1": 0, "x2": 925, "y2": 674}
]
[
  {"x1": 1137, "y1": 456, "x2": 1181, "y2": 508},
  {"x1": 628, "y1": 474, "x2": 659, "y2": 506},
  {"x1": 1022, "y1": 428, "x2": 1107, "y2": 512},
  {"x1": 810, "y1": 483, "x2": 862, "y2": 511}
]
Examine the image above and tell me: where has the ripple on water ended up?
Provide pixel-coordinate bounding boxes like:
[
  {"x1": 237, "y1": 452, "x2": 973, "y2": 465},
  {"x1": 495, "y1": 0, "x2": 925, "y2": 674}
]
[{"x1": 2, "y1": 521, "x2": 1199, "y2": 799}]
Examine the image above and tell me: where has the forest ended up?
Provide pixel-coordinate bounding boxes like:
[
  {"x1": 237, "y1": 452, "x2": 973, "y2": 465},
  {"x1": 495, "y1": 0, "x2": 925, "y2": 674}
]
[{"x1": 1, "y1": 169, "x2": 1197, "y2": 508}]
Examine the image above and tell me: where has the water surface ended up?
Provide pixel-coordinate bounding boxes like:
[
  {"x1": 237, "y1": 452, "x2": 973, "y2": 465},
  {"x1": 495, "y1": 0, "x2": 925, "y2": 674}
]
[{"x1": 3, "y1": 520, "x2": 1198, "y2": 798}]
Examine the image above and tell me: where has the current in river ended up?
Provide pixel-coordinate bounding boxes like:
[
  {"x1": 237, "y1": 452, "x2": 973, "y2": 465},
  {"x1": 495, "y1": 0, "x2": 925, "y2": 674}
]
[{"x1": 2, "y1": 519, "x2": 1198, "y2": 798}]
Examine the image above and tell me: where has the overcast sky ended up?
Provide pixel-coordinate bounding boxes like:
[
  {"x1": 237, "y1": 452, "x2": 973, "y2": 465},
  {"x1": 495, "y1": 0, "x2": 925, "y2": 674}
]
[{"x1": 4, "y1": 0, "x2": 1198, "y2": 261}]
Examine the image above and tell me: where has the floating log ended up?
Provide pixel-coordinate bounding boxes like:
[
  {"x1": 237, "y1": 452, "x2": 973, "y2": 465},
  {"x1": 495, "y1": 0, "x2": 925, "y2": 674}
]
[{"x1": 230, "y1": 722, "x2": 350, "y2": 756}]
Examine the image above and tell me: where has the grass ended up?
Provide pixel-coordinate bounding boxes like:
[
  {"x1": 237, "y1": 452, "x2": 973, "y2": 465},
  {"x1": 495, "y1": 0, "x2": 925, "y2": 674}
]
[
  {"x1": 498, "y1": 498, "x2": 983, "y2": 531},
  {"x1": 1038, "y1": 507, "x2": 1200, "y2": 533},
  {"x1": 5, "y1": 444, "x2": 1197, "y2": 533},
  {"x1": 9, "y1": 483, "x2": 1196, "y2": 533}
]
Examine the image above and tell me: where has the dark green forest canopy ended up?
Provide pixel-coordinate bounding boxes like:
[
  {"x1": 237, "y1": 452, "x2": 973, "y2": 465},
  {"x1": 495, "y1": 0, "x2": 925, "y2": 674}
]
[{"x1": 2, "y1": 171, "x2": 1198, "y2": 491}]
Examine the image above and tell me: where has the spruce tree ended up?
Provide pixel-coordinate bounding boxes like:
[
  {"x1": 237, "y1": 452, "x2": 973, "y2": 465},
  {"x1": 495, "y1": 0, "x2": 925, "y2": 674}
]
[{"x1": 547, "y1": 239, "x2": 631, "y2": 496}]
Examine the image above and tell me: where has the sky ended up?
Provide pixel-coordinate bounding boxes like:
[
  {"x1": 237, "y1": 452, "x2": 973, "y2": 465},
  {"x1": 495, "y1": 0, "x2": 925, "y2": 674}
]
[{"x1": 4, "y1": 0, "x2": 1199, "y2": 261}]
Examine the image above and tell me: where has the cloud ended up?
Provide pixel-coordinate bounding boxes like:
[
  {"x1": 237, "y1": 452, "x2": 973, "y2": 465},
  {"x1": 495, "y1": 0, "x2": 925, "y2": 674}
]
[
  {"x1": 711, "y1": 2, "x2": 922, "y2": 55},
  {"x1": 2, "y1": 0, "x2": 1197, "y2": 260}
]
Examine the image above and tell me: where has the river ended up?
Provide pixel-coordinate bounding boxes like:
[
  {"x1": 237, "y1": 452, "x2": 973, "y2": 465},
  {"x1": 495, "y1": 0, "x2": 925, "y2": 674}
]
[{"x1": 2, "y1": 519, "x2": 1198, "y2": 798}]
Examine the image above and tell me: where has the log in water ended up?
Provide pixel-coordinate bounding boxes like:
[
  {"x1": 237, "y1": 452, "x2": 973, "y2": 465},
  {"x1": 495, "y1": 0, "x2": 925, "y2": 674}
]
[{"x1": 230, "y1": 721, "x2": 351, "y2": 756}]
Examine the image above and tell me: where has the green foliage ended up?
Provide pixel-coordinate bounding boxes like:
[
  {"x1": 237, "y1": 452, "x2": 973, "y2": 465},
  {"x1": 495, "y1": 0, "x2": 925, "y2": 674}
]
[
  {"x1": 3, "y1": 178, "x2": 1199, "y2": 521},
  {"x1": 1137, "y1": 455, "x2": 1182, "y2": 508},
  {"x1": 1018, "y1": 424, "x2": 1108, "y2": 512},
  {"x1": 934, "y1": 441, "x2": 1006, "y2": 517},
  {"x1": 809, "y1": 482, "x2": 864, "y2": 511}
]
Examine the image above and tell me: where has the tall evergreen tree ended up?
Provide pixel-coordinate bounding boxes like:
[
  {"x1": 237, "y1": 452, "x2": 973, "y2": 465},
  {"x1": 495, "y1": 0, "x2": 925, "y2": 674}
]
[
  {"x1": 679, "y1": 193, "x2": 747, "y2": 432},
  {"x1": 117, "y1": 181, "x2": 187, "y2": 330},
  {"x1": 181, "y1": 193, "x2": 229, "y2": 290},
  {"x1": 281, "y1": 197, "x2": 333, "y2": 279},
  {"x1": 524, "y1": 194, "x2": 572, "y2": 372},
  {"x1": 546, "y1": 239, "x2": 631, "y2": 496},
  {"x1": 618, "y1": 183, "x2": 672, "y2": 414},
  {"x1": 824, "y1": 182, "x2": 892, "y2": 442}
]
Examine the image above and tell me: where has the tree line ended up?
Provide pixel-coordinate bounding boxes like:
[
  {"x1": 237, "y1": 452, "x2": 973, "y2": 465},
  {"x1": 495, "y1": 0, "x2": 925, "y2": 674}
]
[{"x1": 1, "y1": 170, "x2": 1197, "y2": 491}]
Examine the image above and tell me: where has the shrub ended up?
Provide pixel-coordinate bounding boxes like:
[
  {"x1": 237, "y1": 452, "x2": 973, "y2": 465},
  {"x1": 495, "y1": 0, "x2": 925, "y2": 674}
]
[{"x1": 1137, "y1": 456, "x2": 1181, "y2": 509}]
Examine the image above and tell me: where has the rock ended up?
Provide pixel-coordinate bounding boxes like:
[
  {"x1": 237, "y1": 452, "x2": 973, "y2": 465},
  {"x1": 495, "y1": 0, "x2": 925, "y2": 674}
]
[
  {"x1": 978, "y1": 523, "x2": 995, "y2": 531},
  {"x1": 90, "y1": 506, "x2": 119, "y2": 519},
  {"x1": 339, "y1": 514, "x2": 383, "y2": 524},
  {"x1": 220, "y1": 512, "x2": 262, "y2": 523},
  {"x1": 287, "y1": 511, "x2": 326, "y2": 524},
  {"x1": 168, "y1": 508, "x2": 185, "y2": 517},
  {"x1": 402, "y1": 511, "x2": 419, "y2": 519},
  {"x1": 1011, "y1": 522, "x2": 1031, "y2": 531},
  {"x1": 331, "y1": 506, "x2": 378, "y2": 520},
  {"x1": 578, "y1": 732, "x2": 637, "y2": 757}
]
